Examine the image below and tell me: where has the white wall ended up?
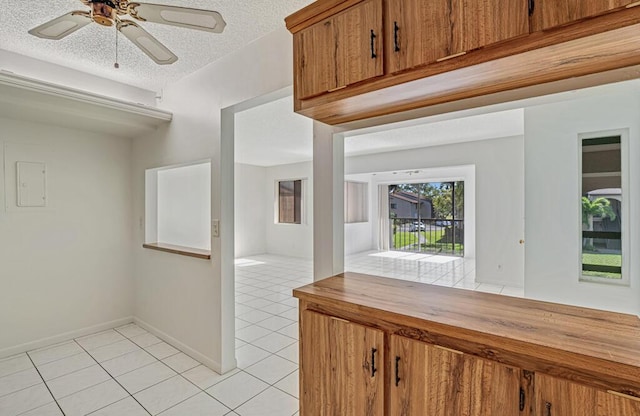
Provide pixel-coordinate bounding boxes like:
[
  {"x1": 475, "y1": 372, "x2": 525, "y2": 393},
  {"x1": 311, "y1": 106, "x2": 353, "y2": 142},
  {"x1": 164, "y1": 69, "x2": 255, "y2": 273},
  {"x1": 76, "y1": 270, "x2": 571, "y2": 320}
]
[
  {"x1": 344, "y1": 174, "x2": 374, "y2": 255},
  {"x1": 132, "y1": 27, "x2": 295, "y2": 372},
  {"x1": 0, "y1": 117, "x2": 133, "y2": 356},
  {"x1": 156, "y1": 162, "x2": 211, "y2": 250},
  {"x1": 346, "y1": 136, "x2": 525, "y2": 287},
  {"x1": 265, "y1": 161, "x2": 313, "y2": 259},
  {"x1": 235, "y1": 163, "x2": 267, "y2": 258},
  {"x1": 524, "y1": 92, "x2": 640, "y2": 315}
]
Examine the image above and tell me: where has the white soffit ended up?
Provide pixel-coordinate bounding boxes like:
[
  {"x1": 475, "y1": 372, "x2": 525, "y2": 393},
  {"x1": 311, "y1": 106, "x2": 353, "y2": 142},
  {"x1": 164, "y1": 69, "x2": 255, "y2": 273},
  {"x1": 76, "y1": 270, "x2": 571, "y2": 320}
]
[
  {"x1": 0, "y1": 0, "x2": 314, "y2": 91},
  {"x1": 0, "y1": 71, "x2": 172, "y2": 138},
  {"x1": 235, "y1": 95, "x2": 313, "y2": 167},
  {"x1": 345, "y1": 109, "x2": 525, "y2": 157}
]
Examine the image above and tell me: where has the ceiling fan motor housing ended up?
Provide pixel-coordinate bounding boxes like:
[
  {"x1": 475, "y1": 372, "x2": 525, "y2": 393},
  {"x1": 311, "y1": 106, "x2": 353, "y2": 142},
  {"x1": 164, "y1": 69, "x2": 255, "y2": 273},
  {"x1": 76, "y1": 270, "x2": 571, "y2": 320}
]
[{"x1": 90, "y1": 1, "x2": 118, "y2": 26}]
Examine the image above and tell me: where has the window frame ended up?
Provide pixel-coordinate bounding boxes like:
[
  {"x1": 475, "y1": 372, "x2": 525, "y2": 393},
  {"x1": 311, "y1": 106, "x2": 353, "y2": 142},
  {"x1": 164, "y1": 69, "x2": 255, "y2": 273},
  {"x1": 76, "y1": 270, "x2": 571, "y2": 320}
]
[
  {"x1": 275, "y1": 178, "x2": 306, "y2": 225},
  {"x1": 578, "y1": 129, "x2": 630, "y2": 286}
]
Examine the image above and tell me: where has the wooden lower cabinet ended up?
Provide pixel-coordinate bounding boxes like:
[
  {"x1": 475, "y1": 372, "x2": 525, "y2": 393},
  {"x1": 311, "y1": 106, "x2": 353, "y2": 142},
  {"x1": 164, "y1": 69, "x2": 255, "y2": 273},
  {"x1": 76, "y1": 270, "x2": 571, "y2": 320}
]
[
  {"x1": 535, "y1": 373, "x2": 640, "y2": 416},
  {"x1": 300, "y1": 310, "x2": 385, "y2": 415},
  {"x1": 390, "y1": 335, "x2": 522, "y2": 416}
]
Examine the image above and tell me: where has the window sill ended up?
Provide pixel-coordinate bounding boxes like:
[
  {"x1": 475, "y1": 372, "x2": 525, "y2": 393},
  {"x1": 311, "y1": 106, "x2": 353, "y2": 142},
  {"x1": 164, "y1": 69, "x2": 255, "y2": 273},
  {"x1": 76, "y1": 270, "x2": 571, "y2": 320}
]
[{"x1": 143, "y1": 243, "x2": 211, "y2": 260}]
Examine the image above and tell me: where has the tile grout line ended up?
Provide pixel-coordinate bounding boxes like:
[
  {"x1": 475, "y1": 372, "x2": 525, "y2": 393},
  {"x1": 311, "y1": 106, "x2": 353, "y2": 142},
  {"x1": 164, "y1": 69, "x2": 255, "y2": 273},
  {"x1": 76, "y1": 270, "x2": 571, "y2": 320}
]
[
  {"x1": 24, "y1": 350, "x2": 66, "y2": 416},
  {"x1": 73, "y1": 340, "x2": 152, "y2": 416}
]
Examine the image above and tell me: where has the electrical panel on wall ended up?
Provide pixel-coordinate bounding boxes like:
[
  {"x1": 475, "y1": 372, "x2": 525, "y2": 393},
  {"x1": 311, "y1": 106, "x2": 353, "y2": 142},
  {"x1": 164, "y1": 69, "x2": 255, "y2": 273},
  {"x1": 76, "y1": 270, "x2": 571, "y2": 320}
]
[{"x1": 16, "y1": 162, "x2": 47, "y2": 207}]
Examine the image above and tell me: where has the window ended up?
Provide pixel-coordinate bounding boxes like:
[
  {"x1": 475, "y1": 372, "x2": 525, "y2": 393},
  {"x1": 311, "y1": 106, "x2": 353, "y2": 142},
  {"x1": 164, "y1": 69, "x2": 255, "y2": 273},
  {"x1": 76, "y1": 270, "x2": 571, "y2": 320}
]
[
  {"x1": 580, "y1": 133, "x2": 627, "y2": 284},
  {"x1": 344, "y1": 181, "x2": 368, "y2": 223},
  {"x1": 278, "y1": 180, "x2": 302, "y2": 224}
]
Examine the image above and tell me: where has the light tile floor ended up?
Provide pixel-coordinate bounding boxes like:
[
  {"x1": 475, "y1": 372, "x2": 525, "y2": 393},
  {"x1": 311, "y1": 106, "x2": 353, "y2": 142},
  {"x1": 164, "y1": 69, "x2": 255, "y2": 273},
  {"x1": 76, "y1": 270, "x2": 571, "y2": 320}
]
[{"x1": 1, "y1": 250, "x2": 523, "y2": 416}]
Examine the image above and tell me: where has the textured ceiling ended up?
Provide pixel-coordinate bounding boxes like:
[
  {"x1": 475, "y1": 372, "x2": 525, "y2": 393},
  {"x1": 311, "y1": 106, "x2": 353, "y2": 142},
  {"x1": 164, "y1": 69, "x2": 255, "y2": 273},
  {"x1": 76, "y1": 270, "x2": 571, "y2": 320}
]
[{"x1": 0, "y1": 0, "x2": 313, "y2": 92}]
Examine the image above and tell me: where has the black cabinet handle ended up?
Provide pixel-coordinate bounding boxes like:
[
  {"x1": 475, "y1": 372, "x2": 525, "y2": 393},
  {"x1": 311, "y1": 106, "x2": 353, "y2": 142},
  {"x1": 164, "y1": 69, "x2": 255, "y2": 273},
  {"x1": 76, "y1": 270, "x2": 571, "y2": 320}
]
[
  {"x1": 393, "y1": 21, "x2": 400, "y2": 52},
  {"x1": 370, "y1": 29, "x2": 377, "y2": 59},
  {"x1": 528, "y1": 0, "x2": 535, "y2": 16},
  {"x1": 395, "y1": 356, "x2": 401, "y2": 386},
  {"x1": 519, "y1": 388, "x2": 525, "y2": 411},
  {"x1": 545, "y1": 402, "x2": 552, "y2": 416},
  {"x1": 371, "y1": 348, "x2": 378, "y2": 377}
]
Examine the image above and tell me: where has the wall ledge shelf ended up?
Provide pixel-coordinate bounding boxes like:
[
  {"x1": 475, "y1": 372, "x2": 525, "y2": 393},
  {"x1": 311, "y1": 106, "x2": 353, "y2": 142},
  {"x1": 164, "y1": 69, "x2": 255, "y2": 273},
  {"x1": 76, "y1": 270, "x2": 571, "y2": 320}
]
[
  {"x1": 0, "y1": 70, "x2": 173, "y2": 138},
  {"x1": 143, "y1": 243, "x2": 211, "y2": 260}
]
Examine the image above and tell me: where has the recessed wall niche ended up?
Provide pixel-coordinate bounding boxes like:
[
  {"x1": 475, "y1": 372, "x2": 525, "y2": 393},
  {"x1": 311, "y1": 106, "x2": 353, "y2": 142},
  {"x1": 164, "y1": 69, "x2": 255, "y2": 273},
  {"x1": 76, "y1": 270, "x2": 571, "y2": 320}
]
[{"x1": 145, "y1": 161, "x2": 211, "y2": 251}]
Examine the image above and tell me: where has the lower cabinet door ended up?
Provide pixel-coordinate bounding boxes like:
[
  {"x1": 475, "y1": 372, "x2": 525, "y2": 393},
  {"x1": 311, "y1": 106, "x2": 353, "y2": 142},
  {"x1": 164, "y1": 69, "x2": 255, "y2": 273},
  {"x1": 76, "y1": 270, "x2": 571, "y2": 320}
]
[
  {"x1": 300, "y1": 310, "x2": 385, "y2": 416},
  {"x1": 390, "y1": 335, "x2": 521, "y2": 416}
]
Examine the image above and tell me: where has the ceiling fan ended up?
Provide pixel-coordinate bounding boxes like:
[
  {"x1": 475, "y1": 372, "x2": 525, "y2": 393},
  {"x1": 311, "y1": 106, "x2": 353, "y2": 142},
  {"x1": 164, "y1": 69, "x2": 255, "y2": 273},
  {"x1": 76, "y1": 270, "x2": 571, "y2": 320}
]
[{"x1": 28, "y1": 0, "x2": 226, "y2": 65}]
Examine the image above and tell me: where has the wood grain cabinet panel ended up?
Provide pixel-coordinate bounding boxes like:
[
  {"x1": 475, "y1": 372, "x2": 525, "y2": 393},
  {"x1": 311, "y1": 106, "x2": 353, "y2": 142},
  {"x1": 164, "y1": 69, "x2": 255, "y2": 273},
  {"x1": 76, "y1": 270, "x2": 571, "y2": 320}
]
[
  {"x1": 389, "y1": 335, "x2": 522, "y2": 416},
  {"x1": 536, "y1": 373, "x2": 640, "y2": 416},
  {"x1": 535, "y1": 373, "x2": 598, "y2": 416},
  {"x1": 384, "y1": 0, "x2": 464, "y2": 73},
  {"x1": 461, "y1": 0, "x2": 530, "y2": 51},
  {"x1": 385, "y1": 0, "x2": 528, "y2": 73},
  {"x1": 597, "y1": 391, "x2": 640, "y2": 415},
  {"x1": 535, "y1": 0, "x2": 636, "y2": 30},
  {"x1": 300, "y1": 310, "x2": 385, "y2": 416},
  {"x1": 294, "y1": 0, "x2": 383, "y2": 100}
]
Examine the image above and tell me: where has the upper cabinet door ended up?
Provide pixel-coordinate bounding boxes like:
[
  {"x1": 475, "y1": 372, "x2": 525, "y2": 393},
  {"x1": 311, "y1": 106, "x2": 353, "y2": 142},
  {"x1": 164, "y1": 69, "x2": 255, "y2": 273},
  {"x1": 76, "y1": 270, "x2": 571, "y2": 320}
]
[
  {"x1": 386, "y1": 0, "x2": 529, "y2": 74},
  {"x1": 389, "y1": 335, "x2": 522, "y2": 416},
  {"x1": 294, "y1": 0, "x2": 383, "y2": 100},
  {"x1": 300, "y1": 310, "x2": 385, "y2": 416},
  {"x1": 535, "y1": 373, "x2": 598, "y2": 416},
  {"x1": 597, "y1": 391, "x2": 640, "y2": 415},
  {"x1": 461, "y1": 0, "x2": 530, "y2": 51},
  {"x1": 385, "y1": 0, "x2": 464, "y2": 74},
  {"x1": 535, "y1": 0, "x2": 635, "y2": 30}
]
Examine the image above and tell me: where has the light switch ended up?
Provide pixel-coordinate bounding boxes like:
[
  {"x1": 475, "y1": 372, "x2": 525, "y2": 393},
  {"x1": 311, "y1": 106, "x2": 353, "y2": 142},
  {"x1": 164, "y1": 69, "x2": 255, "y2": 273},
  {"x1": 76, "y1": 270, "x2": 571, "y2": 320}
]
[
  {"x1": 16, "y1": 162, "x2": 46, "y2": 207},
  {"x1": 212, "y1": 219, "x2": 220, "y2": 238}
]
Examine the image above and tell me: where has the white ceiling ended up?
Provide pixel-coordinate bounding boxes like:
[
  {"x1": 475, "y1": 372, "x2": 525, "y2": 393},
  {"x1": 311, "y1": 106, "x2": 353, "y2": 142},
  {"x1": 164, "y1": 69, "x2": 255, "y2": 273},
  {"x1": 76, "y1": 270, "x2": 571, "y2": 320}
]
[
  {"x1": 345, "y1": 109, "x2": 524, "y2": 157},
  {"x1": 0, "y1": 0, "x2": 313, "y2": 92},
  {"x1": 234, "y1": 96, "x2": 525, "y2": 167},
  {"x1": 235, "y1": 95, "x2": 313, "y2": 167}
]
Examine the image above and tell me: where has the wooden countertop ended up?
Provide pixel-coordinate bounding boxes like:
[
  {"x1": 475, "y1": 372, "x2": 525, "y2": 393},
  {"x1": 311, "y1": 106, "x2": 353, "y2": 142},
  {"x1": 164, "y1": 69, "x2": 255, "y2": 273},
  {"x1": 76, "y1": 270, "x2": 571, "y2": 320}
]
[{"x1": 293, "y1": 272, "x2": 640, "y2": 397}]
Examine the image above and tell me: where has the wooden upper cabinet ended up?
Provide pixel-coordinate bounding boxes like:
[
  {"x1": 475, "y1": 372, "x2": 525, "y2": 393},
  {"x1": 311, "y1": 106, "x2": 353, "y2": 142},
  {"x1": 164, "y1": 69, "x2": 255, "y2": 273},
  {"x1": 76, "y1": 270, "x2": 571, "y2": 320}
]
[
  {"x1": 294, "y1": 0, "x2": 383, "y2": 100},
  {"x1": 536, "y1": 373, "x2": 640, "y2": 416},
  {"x1": 534, "y1": 0, "x2": 636, "y2": 30},
  {"x1": 300, "y1": 310, "x2": 385, "y2": 416},
  {"x1": 385, "y1": 0, "x2": 464, "y2": 74},
  {"x1": 385, "y1": 0, "x2": 529, "y2": 73},
  {"x1": 461, "y1": 0, "x2": 530, "y2": 51},
  {"x1": 597, "y1": 391, "x2": 640, "y2": 415},
  {"x1": 535, "y1": 373, "x2": 598, "y2": 416},
  {"x1": 389, "y1": 335, "x2": 522, "y2": 416}
]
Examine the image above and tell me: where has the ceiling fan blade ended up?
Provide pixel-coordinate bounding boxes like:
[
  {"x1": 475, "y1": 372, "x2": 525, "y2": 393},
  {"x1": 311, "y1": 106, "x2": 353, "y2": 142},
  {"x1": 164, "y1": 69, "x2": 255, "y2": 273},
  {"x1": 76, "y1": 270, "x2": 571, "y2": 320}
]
[
  {"x1": 117, "y1": 20, "x2": 178, "y2": 65},
  {"x1": 128, "y1": 3, "x2": 226, "y2": 33},
  {"x1": 28, "y1": 11, "x2": 92, "y2": 40}
]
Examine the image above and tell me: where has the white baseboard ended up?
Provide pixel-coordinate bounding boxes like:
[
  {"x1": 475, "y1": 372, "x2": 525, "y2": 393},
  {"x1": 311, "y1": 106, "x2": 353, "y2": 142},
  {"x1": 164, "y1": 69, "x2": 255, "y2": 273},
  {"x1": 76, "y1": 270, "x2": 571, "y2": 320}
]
[
  {"x1": 133, "y1": 317, "x2": 227, "y2": 374},
  {"x1": 0, "y1": 316, "x2": 134, "y2": 359}
]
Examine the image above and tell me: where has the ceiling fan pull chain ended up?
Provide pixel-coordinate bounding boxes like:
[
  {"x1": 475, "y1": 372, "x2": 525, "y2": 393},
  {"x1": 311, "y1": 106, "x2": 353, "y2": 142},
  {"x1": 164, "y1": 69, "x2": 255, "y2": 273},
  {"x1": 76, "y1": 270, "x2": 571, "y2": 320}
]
[{"x1": 114, "y1": 24, "x2": 120, "y2": 69}]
